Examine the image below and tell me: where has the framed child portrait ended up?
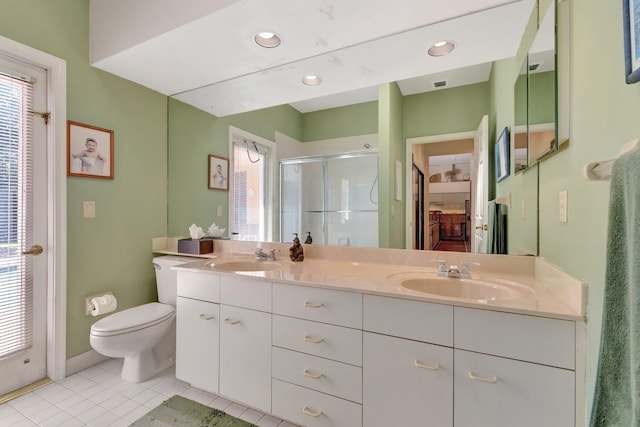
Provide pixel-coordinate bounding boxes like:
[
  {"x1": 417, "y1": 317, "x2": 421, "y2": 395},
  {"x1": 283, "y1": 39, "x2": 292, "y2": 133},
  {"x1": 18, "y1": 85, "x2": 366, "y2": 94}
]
[
  {"x1": 67, "y1": 121, "x2": 114, "y2": 179},
  {"x1": 208, "y1": 154, "x2": 229, "y2": 191}
]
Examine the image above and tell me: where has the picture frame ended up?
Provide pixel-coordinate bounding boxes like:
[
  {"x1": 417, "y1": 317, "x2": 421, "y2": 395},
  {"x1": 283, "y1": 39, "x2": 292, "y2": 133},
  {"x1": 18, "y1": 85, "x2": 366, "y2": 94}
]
[
  {"x1": 67, "y1": 121, "x2": 114, "y2": 179},
  {"x1": 208, "y1": 154, "x2": 229, "y2": 191},
  {"x1": 495, "y1": 127, "x2": 510, "y2": 183},
  {"x1": 623, "y1": 0, "x2": 640, "y2": 83}
]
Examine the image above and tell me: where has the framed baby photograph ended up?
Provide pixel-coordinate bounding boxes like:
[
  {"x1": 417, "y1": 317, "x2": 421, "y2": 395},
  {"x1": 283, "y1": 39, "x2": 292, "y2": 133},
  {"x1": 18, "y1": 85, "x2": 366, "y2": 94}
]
[
  {"x1": 208, "y1": 154, "x2": 229, "y2": 191},
  {"x1": 67, "y1": 121, "x2": 114, "y2": 179}
]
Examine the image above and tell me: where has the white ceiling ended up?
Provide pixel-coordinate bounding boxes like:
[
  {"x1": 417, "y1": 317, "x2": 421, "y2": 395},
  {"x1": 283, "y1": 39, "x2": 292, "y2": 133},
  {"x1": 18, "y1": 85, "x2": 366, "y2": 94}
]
[{"x1": 90, "y1": 0, "x2": 535, "y2": 116}]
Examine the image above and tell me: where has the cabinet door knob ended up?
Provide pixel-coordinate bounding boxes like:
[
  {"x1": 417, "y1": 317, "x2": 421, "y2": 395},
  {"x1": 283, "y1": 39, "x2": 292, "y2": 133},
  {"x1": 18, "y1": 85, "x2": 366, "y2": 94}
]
[
  {"x1": 224, "y1": 318, "x2": 240, "y2": 325},
  {"x1": 303, "y1": 370, "x2": 323, "y2": 379},
  {"x1": 304, "y1": 301, "x2": 324, "y2": 308},
  {"x1": 303, "y1": 406, "x2": 323, "y2": 418},
  {"x1": 304, "y1": 335, "x2": 323, "y2": 344},
  {"x1": 199, "y1": 314, "x2": 215, "y2": 320},
  {"x1": 468, "y1": 371, "x2": 498, "y2": 384},
  {"x1": 414, "y1": 360, "x2": 440, "y2": 371}
]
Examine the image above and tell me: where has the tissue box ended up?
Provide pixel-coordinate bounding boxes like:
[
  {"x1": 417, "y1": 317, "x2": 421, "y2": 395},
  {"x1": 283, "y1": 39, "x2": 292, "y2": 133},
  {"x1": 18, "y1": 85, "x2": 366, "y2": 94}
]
[{"x1": 177, "y1": 238, "x2": 213, "y2": 255}]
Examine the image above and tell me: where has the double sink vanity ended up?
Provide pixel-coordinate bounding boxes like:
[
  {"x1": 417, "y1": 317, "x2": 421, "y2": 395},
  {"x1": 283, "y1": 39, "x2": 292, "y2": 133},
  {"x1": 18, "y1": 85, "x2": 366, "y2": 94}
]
[{"x1": 153, "y1": 237, "x2": 586, "y2": 427}]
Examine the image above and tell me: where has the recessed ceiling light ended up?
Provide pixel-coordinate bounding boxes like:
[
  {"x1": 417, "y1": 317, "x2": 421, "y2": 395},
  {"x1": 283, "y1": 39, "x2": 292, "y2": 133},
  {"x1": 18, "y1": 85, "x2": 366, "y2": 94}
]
[
  {"x1": 302, "y1": 75, "x2": 322, "y2": 86},
  {"x1": 254, "y1": 31, "x2": 282, "y2": 48},
  {"x1": 428, "y1": 40, "x2": 456, "y2": 57}
]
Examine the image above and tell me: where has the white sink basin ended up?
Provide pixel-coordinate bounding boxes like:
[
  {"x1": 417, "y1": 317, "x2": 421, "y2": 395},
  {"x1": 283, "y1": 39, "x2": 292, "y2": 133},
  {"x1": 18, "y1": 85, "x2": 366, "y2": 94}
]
[
  {"x1": 207, "y1": 259, "x2": 283, "y2": 272},
  {"x1": 389, "y1": 272, "x2": 534, "y2": 303}
]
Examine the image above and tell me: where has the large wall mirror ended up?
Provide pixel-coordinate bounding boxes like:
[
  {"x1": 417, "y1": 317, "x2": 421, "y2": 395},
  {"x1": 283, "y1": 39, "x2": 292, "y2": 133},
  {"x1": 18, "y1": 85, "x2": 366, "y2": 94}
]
[{"x1": 161, "y1": 0, "x2": 553, "y2": 256}]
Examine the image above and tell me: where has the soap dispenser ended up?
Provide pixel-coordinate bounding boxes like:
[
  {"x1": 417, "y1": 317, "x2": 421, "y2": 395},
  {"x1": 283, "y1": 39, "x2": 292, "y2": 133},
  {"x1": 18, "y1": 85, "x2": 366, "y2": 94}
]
[
  {"x1": 304, "y1": 231, "x2": 313, "y2": 244},
  {"x1": 289, "y1": 233, "x2": 304, "y2": 262}
]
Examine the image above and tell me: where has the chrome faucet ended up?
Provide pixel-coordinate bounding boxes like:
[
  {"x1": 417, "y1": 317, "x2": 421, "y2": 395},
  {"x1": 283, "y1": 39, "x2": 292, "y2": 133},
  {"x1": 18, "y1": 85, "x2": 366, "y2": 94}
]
[
  {"x1": 437, "y1": 260, "x2": 472, "y2": 279},
  {"x1": 255, "y1": 248, "x2": 276, "y2": 261}
]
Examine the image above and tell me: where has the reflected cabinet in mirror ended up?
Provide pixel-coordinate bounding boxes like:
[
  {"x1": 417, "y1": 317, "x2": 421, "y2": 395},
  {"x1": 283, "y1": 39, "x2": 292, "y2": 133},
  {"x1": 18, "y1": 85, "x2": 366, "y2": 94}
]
[{"x1": 165, "y1": 1, "x2": 549, "y2": 256}]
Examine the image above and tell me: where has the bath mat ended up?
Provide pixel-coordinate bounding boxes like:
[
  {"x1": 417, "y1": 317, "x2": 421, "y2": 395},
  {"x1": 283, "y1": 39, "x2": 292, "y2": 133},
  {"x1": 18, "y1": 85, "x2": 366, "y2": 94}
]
[{"x1": 130, "y1": 395, "x2": 257, "y2": 427}]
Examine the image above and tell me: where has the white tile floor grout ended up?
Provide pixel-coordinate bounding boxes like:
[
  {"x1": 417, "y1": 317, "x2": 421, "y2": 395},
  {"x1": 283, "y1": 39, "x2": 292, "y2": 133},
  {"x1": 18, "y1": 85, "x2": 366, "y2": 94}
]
[{"x1": 0, "y1": 359, "x2": 298, "y2": 427}]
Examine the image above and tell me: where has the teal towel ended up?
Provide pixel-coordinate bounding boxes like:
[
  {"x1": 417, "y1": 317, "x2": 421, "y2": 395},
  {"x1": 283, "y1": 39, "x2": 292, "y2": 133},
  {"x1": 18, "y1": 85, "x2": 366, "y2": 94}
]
[
  {"x1": 591, "y1": 149, "x2": 640, "y2": 426},
  {"x1": 487, "y1": 200, "x2": 508, "y2": 254}
]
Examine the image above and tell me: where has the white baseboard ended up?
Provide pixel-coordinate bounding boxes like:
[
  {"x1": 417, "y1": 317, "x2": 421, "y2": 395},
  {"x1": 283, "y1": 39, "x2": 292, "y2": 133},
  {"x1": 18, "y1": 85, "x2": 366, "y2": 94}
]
[{"x1": 65, "y1": 350, "x2": 110, "y2": 376}]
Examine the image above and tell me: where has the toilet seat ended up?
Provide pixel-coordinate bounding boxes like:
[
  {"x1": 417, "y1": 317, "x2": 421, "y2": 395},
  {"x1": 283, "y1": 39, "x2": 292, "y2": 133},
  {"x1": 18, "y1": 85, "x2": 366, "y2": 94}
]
[{"x1": 90, "y1": 302, "x2": 174, "y2": 337}]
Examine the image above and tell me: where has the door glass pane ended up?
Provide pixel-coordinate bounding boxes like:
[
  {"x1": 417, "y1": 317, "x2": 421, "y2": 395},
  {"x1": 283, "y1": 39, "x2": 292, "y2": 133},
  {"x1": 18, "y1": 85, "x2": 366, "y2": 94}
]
[
  {"x1": 280, "y1": 161, "x2": 323, "y2": 242},
  {"x1": 0, "y1": 72, "x2": 34, "y2": 358}
]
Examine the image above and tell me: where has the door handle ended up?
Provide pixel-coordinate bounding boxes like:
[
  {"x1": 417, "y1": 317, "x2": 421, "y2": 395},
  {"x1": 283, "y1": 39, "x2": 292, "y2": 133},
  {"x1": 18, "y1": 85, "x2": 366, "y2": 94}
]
[
  {"x1": 474, "y1": 225, "x2": 488, "y2": 231},
  {"x1": 23, "y1": 245, "x2": 43, "y2": 256}
]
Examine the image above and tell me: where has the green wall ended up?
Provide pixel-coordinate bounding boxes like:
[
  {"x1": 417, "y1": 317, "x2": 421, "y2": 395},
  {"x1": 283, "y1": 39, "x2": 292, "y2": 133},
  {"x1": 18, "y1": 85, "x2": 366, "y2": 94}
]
[
  {"x1": 377, "y1": 83, "x2": 405, "y2": 249},
  {"x1": 301, "y1": 101, "x2": 378, "y2": 141},
  {"x1": 1, "y1": 0, "x2": 169, "y2": 358},
  {"x1": 539, "y1": 0, "x2": 640, "y2": 416},
  {"x1": 403, "y1": 82, "x2": 490, "y2": 139},
  {"x1": 167, "y1": 99, "x2": 301, "y2": 237}
]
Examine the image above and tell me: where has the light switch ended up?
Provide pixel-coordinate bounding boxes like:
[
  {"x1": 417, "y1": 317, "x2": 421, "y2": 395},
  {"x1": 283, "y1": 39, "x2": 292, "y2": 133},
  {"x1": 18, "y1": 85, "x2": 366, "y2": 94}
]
[
  {"x1": 216, "y1": 205, "x2": 223, "y2": 217},
  {"x1": 559, "y1": 190, "x2": 568, "y2": 223},
  {"x1": 521, "y1": 199, "x2": 526, "y2": 220},
  {"x1": 84, "y1": 201, "x2": 95, "y2": 218}
]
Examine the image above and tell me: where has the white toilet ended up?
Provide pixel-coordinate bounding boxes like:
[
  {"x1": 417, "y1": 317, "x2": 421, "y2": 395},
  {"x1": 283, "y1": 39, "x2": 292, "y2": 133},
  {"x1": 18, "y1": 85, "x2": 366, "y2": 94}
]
[{"x1": 89, "y1": 255, "x2": 192, "y2": 383}]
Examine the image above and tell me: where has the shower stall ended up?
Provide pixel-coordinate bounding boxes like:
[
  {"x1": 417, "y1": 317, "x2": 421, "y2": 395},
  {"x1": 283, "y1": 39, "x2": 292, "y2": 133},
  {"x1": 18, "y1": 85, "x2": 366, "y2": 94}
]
[{"x1": 280, "y1": 151, "x2": 378, "y2": 247}]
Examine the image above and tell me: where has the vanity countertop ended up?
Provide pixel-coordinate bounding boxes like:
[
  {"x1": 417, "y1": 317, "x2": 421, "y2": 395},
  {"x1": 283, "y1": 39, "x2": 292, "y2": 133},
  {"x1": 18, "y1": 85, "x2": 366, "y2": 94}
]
[{"x1": 156, "y1": 239, "x2": 585, "y2": 322}]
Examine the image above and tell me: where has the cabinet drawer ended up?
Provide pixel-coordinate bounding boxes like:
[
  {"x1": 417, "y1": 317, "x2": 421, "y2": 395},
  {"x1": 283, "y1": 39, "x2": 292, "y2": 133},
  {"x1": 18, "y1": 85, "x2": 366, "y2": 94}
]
[
  {"x1": 176, "y1": 297, "x2": 219, "y2": 393},
  {"x1": 454, "y1": 307, "x2": 575, "y2": 369},
  {"x1": 220, "y1": 276, "x2": 271, "y2": 312},
  {"x1": 272, "y1": 379, "x2": 362, "y2": 427},
  {"x1": 177, "y1": 271, "x2": 220, "y2": 302},
  {"x1": 454, "y1": 349, "x2": 574, "y2": 427},
  {"x1": 363, "y1": 294, "x2": 453, "y2": 346},
  {"x1": 273, "y1": 315, "x2": 362, "y2": 366},
  {"x1": 272, "y1": 347, "x2": 362, "y2": 403},
  {"x1": 273, "y1": 283, "x2": 362, "y2": 328}
]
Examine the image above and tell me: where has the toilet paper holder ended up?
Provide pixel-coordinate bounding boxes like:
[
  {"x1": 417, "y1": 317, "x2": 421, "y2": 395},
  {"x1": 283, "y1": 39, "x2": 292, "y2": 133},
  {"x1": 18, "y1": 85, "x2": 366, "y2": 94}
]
[{"x1": 85, "y1": 292, "x2": 117, "y2": 316}]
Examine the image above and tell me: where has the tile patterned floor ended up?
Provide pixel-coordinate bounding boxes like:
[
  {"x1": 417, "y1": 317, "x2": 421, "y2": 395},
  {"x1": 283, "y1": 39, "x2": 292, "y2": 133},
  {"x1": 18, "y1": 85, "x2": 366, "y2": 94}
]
[{"x1": 0, "y1": 359, "x2": 298, "y2": 427}]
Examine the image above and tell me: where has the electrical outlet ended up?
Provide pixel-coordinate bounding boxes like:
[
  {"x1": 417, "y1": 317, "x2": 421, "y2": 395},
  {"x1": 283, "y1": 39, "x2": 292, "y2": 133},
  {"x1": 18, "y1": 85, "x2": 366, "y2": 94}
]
[
  {"x1": 216, "y1": 205, "x2": 222, "y2": 217},
  {"x1": 83, "y1": 201, "x2": 95, "y2": 218},
  {"x1": 559, "y1": 190, "x2": 568, "y2": 223}
]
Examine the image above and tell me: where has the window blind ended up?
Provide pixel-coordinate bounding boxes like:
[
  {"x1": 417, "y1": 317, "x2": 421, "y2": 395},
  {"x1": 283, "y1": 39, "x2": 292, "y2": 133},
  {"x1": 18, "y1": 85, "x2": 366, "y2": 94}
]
[{"x1": 0, "y1": 71, "x2": 35, "y2": 359}]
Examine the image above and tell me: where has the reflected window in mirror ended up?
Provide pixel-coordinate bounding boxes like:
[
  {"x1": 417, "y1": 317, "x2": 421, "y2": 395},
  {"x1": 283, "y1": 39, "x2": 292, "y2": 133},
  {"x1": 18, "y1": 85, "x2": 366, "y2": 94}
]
[{"x1": 230, "y1": 131, "x2": 276, "y2": 242}]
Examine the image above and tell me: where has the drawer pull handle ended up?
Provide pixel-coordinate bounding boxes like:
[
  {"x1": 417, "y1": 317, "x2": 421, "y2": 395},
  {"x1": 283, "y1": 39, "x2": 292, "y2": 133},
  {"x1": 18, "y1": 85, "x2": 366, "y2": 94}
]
[
  {"x1": 199, "y1": 314, "x2": 215, "y2": 320},
  {"x1": 304, "y1": 335, "x2": 324, "y2": 344},
  {"x1": 304, "y1": 302, "x2": 324, "y2": 308},
  {"x1": 303, "y1": 370, "x2": 323, "y2": 379},
  {"x1": 224, "y1": 318, "x2": 240, "y2": 325},
  {"x1": 468, "y1": 371, "x2": 498, "y2": 384},
  {"x1": 414, "y1": 360, "x2": 440, "y2": 371},
  {"x1": 303, "y1": 406, "x2": 323, "y2": 418}
]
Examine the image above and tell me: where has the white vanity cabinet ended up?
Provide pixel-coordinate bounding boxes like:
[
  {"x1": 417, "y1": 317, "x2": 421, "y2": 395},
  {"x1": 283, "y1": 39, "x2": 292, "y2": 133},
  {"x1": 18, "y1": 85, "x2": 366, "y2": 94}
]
[
  {"x1": 453, "y1": 307, "x2": 575, "y2": 427},
  {"x1": 176, "y1": 271, "x2": 220, "y2": 394},
  {"x1": 219, "y1": 276, "x2": 272, "y2": 413},
  {"x1": 363, "y1": 295, "x2": 454, "y2": 427},
  {"x1": 362, "y1": 295, "x2": 577, "y2": 427},
  {"x1": 271, "y1": 283, "x2": 363, "y2": 427}
]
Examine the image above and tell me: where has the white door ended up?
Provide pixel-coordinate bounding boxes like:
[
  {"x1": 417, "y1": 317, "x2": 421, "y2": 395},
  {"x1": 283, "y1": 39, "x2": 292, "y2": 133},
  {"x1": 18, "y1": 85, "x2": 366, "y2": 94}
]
[
  {"x1": 0, "y1": 57, "x2": 48, "y2": 395},
  {"x1": 472, "y1": 115, "x2": 489, "y2": 253}
]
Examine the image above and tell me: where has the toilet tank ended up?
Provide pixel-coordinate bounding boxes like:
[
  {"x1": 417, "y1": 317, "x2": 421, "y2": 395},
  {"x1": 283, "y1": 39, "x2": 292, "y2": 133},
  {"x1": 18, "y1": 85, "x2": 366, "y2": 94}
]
[{"x1": 153, "y1": 256, "x2": 194, "y2": 305}]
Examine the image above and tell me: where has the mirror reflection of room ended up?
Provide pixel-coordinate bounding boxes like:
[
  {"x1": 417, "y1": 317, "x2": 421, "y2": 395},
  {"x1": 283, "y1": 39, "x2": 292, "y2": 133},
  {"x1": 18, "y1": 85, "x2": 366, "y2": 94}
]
[{"x1": 412, "y1": 142, "x2": 473, "y2": 252}]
